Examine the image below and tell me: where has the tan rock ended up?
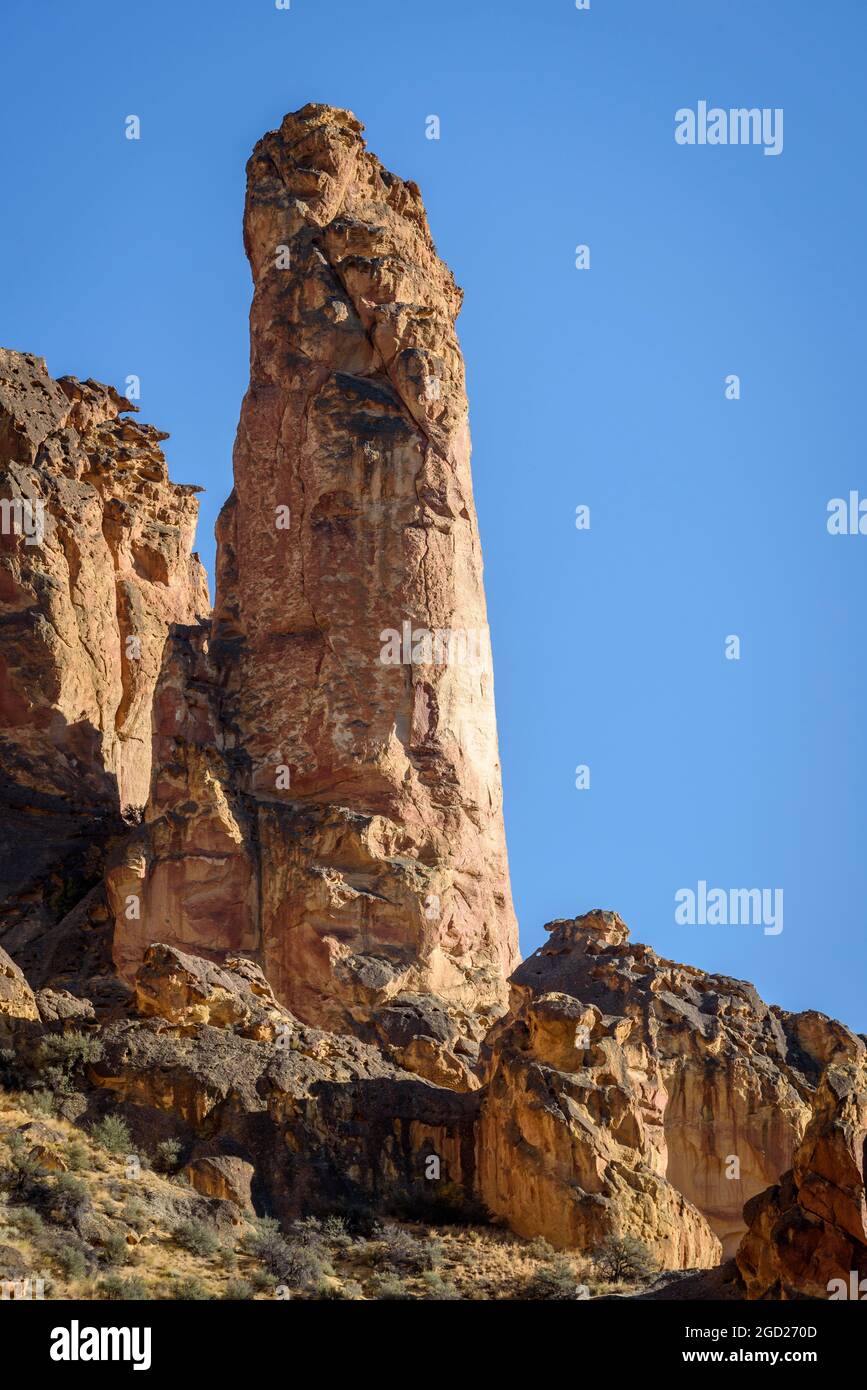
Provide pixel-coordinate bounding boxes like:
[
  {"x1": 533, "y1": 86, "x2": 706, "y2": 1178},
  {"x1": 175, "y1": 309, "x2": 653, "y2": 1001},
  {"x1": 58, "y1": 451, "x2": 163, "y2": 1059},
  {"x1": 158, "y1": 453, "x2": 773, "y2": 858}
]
[
  {"x1": 498, "y1": 912, "x2": 841, "y2": 1257},
  {"x1": 183, "y1": 1155, "x2": 255, "y2": 1212},
  {"x1": 0, "y1": 350, "x2": 208, "y2": 944},
  {"x1": 737, "y1": 1048, "x2": 867, "y2": 1299},
  {"x1": 477, "y1": 987, "x2": 721, "y2": 1267},
  {"x1": 0, "y1": 946, "x2": 39, "y2": 1029},
  {"x1": 133, "y1": 943, "x2": 293, "y2": 1041},
  {"x1": 111, "y1": 104, "x2": 518, "y2": 1044}
]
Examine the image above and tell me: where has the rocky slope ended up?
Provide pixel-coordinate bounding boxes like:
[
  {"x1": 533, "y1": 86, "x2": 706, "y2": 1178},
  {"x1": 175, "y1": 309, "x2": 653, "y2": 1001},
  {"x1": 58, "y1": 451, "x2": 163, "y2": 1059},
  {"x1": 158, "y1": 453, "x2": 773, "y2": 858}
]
[
  {"x1": 0, "y1": 105, "x2": 864, "y2": 1301},
  {"x1": 0, "y1": 351, "x2": 208, "y2": 957}
]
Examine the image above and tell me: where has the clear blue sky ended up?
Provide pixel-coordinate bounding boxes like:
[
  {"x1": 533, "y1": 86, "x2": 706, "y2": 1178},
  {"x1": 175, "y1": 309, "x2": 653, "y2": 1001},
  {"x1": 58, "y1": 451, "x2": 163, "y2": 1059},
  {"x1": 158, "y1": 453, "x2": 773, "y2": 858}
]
[{"x1": 4, "y1": 1, "x2": 865, "y2": 1030}]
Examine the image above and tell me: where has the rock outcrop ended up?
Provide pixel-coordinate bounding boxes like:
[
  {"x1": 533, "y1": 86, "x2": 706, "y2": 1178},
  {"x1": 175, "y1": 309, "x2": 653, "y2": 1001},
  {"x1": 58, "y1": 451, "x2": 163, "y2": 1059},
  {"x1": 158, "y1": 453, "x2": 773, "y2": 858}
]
[
  {"x1": 1, "y1": 107, "x2": 863, "y2": 1301},
  {"x1": 0, "y1": 351, "x2": 208, "y2": 949},
  {"x1": 477, "y1": 984, "x2": 722, "y2": 1267},
  {"x1": 737, "y1": 1048, "x2": 867, "y2": 1299},
  {"x1": 93, "y1": 944, "x2": 480, "y2": 1228},
  {"x1": 480, "y1": 912, "x2": 859, "y2": 1260},
  {"x1": 110, "y1": 103, "x2": 518, "y2": 1056}
]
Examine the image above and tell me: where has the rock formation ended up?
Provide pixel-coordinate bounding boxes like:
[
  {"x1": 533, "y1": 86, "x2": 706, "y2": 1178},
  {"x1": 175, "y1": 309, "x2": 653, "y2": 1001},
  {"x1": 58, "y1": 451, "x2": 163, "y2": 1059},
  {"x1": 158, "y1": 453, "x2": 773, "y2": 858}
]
[
  {"x1": 477, "y1": 982, "x2": 722, "y2": 1267},
  {"x1": 110, "y1": 103, "x2": 518, "y2": 1060},
  {"x1": 737, "y1": 1048, "x2": 867, "y2": 1298},
  {"x1": 0, "y1": 106, "x2": 864, "y2": 1301},
  {"x1": 0, "y1": 350, "x2": 208, "y2": 953},
  {"x1": 480, "y1": 912, "x2": 859, "y2": 1259}
]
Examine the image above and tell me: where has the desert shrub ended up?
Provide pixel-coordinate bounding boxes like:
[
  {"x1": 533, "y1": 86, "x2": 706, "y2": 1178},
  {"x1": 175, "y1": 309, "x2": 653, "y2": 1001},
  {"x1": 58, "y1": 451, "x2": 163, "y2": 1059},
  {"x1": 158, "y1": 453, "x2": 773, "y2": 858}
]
[
  {"x1": 593, "y1": 1235, "x2": 657, "y2": 1284},
  {"x1": 320, "y1": 1214, "x2": 351, "y2": 1247},
  {"x1": 6, "y1": 1204, "x2": 44, "y2": 1237},
  {"x1": 370, "y1": 1273, "x2": 411, "y2": 1300},
  {"x1": 173, "y1": 1218, "x2": 219, "y2": 1258},
  {"x1": 524, "y1": 1254, "x2": 584, "y2": 1300},
  {"x1": 377, "y1": 1223, "x2": 441, "y2": 1274},
  {"x1": 90, "y1": 1114, "x2": 132, "y2": 1156},
  {"x1": 153, "y1": 1138, "x2": 182, "y2": 1173},
  {"x1": 0, "y1": 1047, "x2": 21, "y2": 1089},
  {"x1": 421, "y1": 1271, "x2": 461, "y2": 1299},
  {"x1": 100, "y1": 1232, "x2": 131, "y2": 1267},
  {"x1": 53, "y1": 1243, "x2": 88, "y2": 1281},
  {"x1": 42, "y1": 1173, "x2": 90, "y2": 1228},
  {"x1": 244, "y1": 1223, "x2": 332, "y2": 1289},
  {"x1": 98, "y1": 1274, "x2": 149, "y2": 1301},
  {"x1": 168, "y1": 1276, "x2": 210, "y2": 1300},
  {"x1": 38, "y1": 1033, "x2": 103, "y2": 1095},
  {"x1": 64, "y1": 1139, "x2": 90, "y2": 1172},
  {"x1": 120, "y1": 1198, "x2": 149, "y2": 1233},
  {"x1": 20, "y1": 1090, "x2": 55, "y2": 1118},
  {"x1": 223, "y1": 1278, "x2": 254, "y2": 1300},
  {"x1": 0, "y1": 1134, "x2": 47, "y2": 1197},
  {"x1": 290, "y1": 1215, "x2": 350, "y2": 1250}
]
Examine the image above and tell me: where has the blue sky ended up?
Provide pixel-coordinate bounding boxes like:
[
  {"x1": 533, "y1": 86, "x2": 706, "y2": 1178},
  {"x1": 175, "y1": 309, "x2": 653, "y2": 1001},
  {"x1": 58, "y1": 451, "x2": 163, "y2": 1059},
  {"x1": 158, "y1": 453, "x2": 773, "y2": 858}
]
[{"x1": 3, "y1": 0, "x2": 866, "y2": 1029}]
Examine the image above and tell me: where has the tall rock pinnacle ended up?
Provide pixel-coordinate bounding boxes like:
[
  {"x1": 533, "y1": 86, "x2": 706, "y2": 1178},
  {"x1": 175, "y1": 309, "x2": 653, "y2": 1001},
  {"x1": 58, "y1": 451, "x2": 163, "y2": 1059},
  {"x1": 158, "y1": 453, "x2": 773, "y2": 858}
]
[{"x1": 111, "y1": 105, "x2": 518, "y2": 1058}]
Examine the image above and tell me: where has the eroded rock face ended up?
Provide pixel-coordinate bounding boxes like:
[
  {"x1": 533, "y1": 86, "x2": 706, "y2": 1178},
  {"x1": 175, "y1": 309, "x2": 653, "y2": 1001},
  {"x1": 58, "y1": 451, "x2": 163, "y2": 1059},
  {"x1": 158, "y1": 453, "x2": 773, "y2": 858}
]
[
  {"x1": 477, "y1": 986, "x2": 721, "y2": 1266},
  {"x1": 86, "y1": 942, "x2": 481, "y2": 1228},
  {"x1": 0, "y1": 350, "x2": 208, "y2": 946},
  {"x1": 112, "y1": 104, "x2": 518, "y2": 1046},
  {"x1": 485, "y1": 912, "x2": 858, "y2": 1258},
  {"x1": 0, "y1": 946, "x2": 39, "y2": 1035},
  {"x1": 737, "y1": 1049, "x2": 867, "y2": 1299}
]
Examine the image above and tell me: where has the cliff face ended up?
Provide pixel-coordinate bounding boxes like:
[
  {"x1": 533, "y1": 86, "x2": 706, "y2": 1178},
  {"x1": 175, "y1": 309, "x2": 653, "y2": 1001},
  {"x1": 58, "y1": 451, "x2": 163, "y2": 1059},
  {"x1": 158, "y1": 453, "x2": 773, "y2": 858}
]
[
  {"x1": 111, "y1": 104, "x2": 518, "y2": 1052},
  {"x1": 480, "y1": 912, "x2": 860, "y2": 1260},
  {"x1": 0, "y1": 350, "x2": 208, "y2": 951},
  {"x1": 737, "y1": 1047, "x2": 867, "y2": 1298},
  {"x1": 1, "y1": 107, "x2": 864, "y2": 1300}
]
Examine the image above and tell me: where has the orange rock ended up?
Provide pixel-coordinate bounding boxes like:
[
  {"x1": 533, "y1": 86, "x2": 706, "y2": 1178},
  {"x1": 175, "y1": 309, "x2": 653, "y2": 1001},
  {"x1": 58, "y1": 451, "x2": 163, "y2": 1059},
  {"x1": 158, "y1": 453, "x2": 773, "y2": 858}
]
[
  {"x1": 112, "y1": 104, "x2": 518, "y2": 1043},
  {"x1": 0, "y1": 350, "x2": 208, "y2": 944},
  {"x1": 737, "y1": 1048, "x2": 867, "y2": 1298}
]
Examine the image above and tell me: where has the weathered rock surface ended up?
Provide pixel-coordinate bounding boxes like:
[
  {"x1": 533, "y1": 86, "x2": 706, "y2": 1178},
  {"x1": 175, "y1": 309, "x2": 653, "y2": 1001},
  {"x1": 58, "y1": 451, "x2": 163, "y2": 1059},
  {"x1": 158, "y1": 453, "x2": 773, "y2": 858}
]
[
  {"x1": 477, "y1": 984, "x2": 721, "y2": 1266},
  {"x1": 0, "y1": 350, "x2": 208, "y2": 948},
  {"x1": 86, "y1": 943, "x2": 480, "y2": 1228},
  {"x1": 0, "y1": 945, "x2": 39, "y2": 1036},
  {"x1": 1, "y1": 110, "x2": 863, "y2": 1300},
  {"x1": 182, "y1": 1154, "x2": 256, "y2": 1212},
  {"x1": 737, "y1": 1048, "x2": 867, "y2": 1299},
  {"x1": 482, "y1": 912, "x2": 859, "y2": 1260},
  {"x1": 111, "y1": 104, "x2": 518, "y2": 1049}
]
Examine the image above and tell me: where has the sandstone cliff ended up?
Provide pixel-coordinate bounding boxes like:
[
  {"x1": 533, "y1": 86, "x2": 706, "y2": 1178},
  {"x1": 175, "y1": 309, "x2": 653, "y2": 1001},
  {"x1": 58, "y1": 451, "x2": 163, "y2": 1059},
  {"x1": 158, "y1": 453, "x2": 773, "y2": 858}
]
[
  {"x1": 480, "y1": 912, "x2": 860, "y2": 1260},
  {"x1": 0, "y1": 107, "x2": 863, "y2": 1303},
  {"x1": 737, "y1": 1047, "x2": 867, "y2": 1298},
  {"x1": 0, "y1": 351, "x2": 208, "y2": 954},
  {"x1": 110, "y1": 104, "x2": 518, "y2": 1064}
]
